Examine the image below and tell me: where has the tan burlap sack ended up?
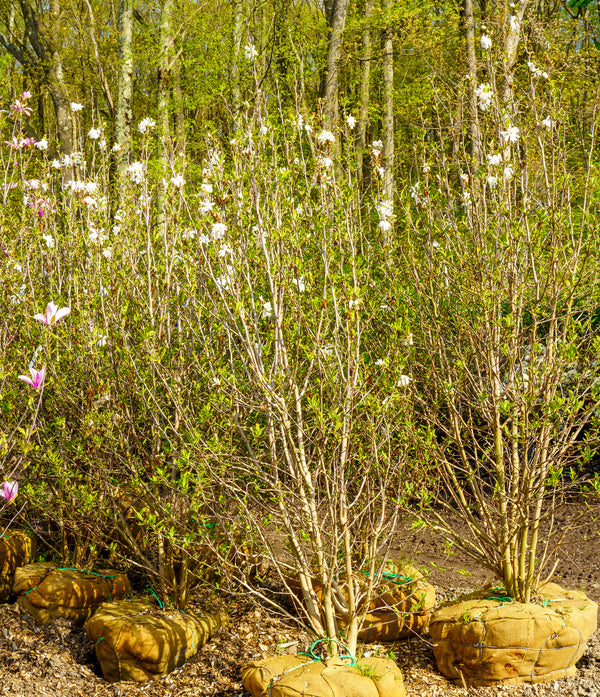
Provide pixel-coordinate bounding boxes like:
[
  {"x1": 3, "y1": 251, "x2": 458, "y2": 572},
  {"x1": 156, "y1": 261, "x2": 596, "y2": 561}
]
[
  {"x1": 358, "y1": 563, "x2": 436, "y2": 642},
  {"x1": 13, "y1": 562, "x2": 130, "y2": 625},
  {"x1": 242, "y1": 654, "x2": 406, "y2": 697},
  {"x1": 0, "y1": 530, "x2": 36, "y2": 602},
  {"x1": 86, "y1": 600, "x2": 227, "y2": 682},
  {"x1": 430, "y1": 582, "x2": 599, "y2": 686},
  {"x1": 288, "y1": 562, "x2": 435, "y2": 643}
]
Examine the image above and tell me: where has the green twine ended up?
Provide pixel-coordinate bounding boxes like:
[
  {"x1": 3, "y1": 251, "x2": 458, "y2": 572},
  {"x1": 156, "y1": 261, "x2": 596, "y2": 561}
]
[
  {"x1": 299, "y1": 638, "x2": 356, "y2": 667},
  {"x1": 362, "y1": 570, "x2": 413, "y2": 584},
  {"x1": 58, "y1": 567, "x2": 117, "y2": 579},
  {"x1": 148, "y1": 587, "x2": 165, "y2": 609}
]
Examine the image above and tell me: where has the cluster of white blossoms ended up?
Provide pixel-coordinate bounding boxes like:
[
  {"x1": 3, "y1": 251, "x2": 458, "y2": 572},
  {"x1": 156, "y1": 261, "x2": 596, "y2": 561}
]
[
  {"x1": 42, "y1": 233, "x2": 55, "y2": 248},
  {"x1": 475, "y1": 83, "x2": 493, "y2": 111},
  {"x1": 70, "y1": 102, "x2": 84, "y2": 112},
  {"x1": 376, "y1": 199, "x2": 395, "y2": 233},
  {"x1": 211, "y1": 222, "x2": 227, "y2": 240},
  {"x1": 244, "y1": 42, "x2": 258, "y2": 60},
  {"x1": 88, "y1": 127, "x2": 102, "y2": 140},
  {"x1": 64, "y1": 179, "x2": 98, "y2": 195},
  {"x1": 317, "y1": 129, "x2": 335, "y2": 146},
  {"x1": 260, "y1": 298, "x2": 273, "y2": 319},
  {"x1": 170, "y1": 173, "x2": 184, "y2": 189},
  {"x1": 292, "y1": 276, "x2": 306, "y2": 293},
  {"x1": 127, "y1": 161, "x2": 145, "y2": 184},
  {"x1": 138, "y1": 117, "x2": 156, "y2": 134},
  {"x1": 410, "y1": 181, "x2": 429, "y2": 207},
  {"x1": 541, "y1": 115, "x2": 554, "y2": 131},
  {"x1": 500, "y1": 124, "x2": 520, "y2": 144},
  {"x1": 35, "y1": 139, "x2": 48, "y2": 151},
  {"x1": 527, "y1": 61, "x2": 549, "y2": 80},
  {"x1": 215, "y1": 265, "x2": 235, "y2": 292},
  {"x1": 346, "y1": 114, "x2": 356, "y2": 129},
  {"x1": 51, "y1": 152, "x2": 85, "y2": 168},
  {"x1": 480, "y1": 34, "x2": 492, "y2": 51},
  {"x1": 370, "y1": 140, "x2": 385, "y2": 178}
]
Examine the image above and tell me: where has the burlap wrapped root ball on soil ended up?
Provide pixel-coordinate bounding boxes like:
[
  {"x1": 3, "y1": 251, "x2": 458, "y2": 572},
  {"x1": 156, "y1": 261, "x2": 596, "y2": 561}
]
[
  {"x1": 13, "y1": 562, "x2": 130, "y2": 625},
  {"x1": 288, "y1": 562, "x2": 435, "y2": 643},
  {"x1": 86, "y1": 600, "x2": 227, "y2": 682},
  {"x1": 430, "y1": 582, "x2": 598, "y2": 686},
  {"x1": 0, "y1": 530, "x2": 36, "y2": 602},
  {"x1": 242, "y1": 655, "x2": 406, "y2": 697}
]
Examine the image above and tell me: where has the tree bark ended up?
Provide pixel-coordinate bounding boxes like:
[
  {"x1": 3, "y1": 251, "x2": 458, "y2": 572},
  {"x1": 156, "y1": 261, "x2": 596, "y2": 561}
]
[
  {"x1": 114, "y1": 0, "x2": 134, "y2": 194},
  {"x1": 357, "y1": 0, "x2": 375, "y2": 187},
  {"x1": 156, "y1": 0, "x2": 175, "y2": 235},
  {"x1": 503, "y1": 0, "x2": 529, "y2": 106},
  {"x1": 230, "y1": 0, "x2": 243, "y2": 129},
  {"x1": 320, "y1": 0, "x2": 351, "y2": 129},
  {"x1": 382, "y1": 0, "x2": 394, "y2": 204},
  {"x1": 461, "y1": 0, "x2": 480, "y2": 167}
]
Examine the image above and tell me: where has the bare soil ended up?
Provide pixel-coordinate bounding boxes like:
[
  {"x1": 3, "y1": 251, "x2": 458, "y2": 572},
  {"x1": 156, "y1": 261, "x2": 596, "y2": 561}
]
[{"x1": 0, "y1": 506, "x2": 598, "y2": 697}]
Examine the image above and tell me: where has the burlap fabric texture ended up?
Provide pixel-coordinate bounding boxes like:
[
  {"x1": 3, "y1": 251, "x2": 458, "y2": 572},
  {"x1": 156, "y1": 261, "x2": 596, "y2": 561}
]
[
  {"x1": 289, "y1": 562, "x2": 435, "y2": 643},
  {"x1": 242, "y1": 654, "x2": 406, "y2": 697},
  {"x1": 86, "y1": 599, "x2": 227, "y2": 682},
  {"x1": 13, "y1": 562, "x2": 130, "y2": 625},
  {"x1": 430, "y1": 582, "x2": 598, "y2": 686},
  {"x1": 0, "y1": 530, "x2": 36, "y2": 602}
]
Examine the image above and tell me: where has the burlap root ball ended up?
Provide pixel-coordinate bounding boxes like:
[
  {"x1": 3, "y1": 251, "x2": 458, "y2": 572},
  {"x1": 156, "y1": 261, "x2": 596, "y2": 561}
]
[
  {"x1": 288, "y1": 562, "x2": 435, "y2": 643},
  {"x1": 13, "y1": 562, "x2": 130, "y2": 625},
  {"x1": 242, "y1": 654, "x2": 406, "y2": 697},
  {"x1": 0, "y1": 530, "x2": 36, "y2": 603},
  {"x1": 430, "y1": 582, "x2": 598, "y2": 686},
  {"x1": 86, "y1": 600, "x2": 227, "y2": 682}
]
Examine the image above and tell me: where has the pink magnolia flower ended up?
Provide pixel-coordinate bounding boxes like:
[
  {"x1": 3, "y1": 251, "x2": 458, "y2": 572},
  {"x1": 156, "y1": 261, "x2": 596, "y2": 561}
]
[
  {"x1": 18, "y1": 366, "x2": 46, "y2": 389},
  {"x1": 34, "y1": 300, "x2": 70, "y2": 326},
  {"x1": 1, "y1": 481, "x2": 18, "y2": 503}
]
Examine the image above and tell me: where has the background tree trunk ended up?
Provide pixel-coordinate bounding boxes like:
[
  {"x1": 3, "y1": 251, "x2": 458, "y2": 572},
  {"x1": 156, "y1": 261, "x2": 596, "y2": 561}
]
[
  {"x1": 382, "y1": 0, "x2": 394, "y2": 205},
  {"x1": 357, "y1": 0, "x2": 375, "y2": 188},
  {"x1": 320, "y1": 0, "x2": 351, "y2": 129},
  {"x1": 156, "y1": 0, "x2": 175, "y2": 235},
  {"x1": 114, "y1": 0, "x2": 134, "y2": 192},
  {"x1": 461, "y1": 0, "x2": 480, "y2": 167}
]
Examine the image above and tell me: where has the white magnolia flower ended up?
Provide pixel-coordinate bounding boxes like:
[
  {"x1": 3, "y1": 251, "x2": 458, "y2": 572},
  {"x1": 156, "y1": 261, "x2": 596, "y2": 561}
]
[
  {"x1": 244, "y1": 42, "x2": 258, "y2": 60},
  {"x1": 261, "y1": 300, "x2": 273, "y2": 319},
  {"x1": 198, "y1": 233, "x2": 210, "y2": 245},
  {"x1": 127, "y1": 161, "x2": 145, "y2": 184},
  {"x1": 376, "y1": 199, "x2": 394, "y2": 220},
  {"x1": 292, "y1": 276, "x2": 306, "y2": 292},
  {"x1": 346, "y1": 114, "x2": 356, "y2": 129},
  {"x1": 51, "y1": 159, "x2": 61, "y2": 169},
  {"x1": 24, "y1": 179, "x2": 41, "y2": 190},
  {"x1": 422, "y1": 162, "x2": 431, "y2": 174},
  {"x1": 111, "y1": 143, "x2": 122, "y2": 153},
  {"x1": 374, "y1": 165, "x2": 385, "y2": 179},
  {"x1": 372, "y1": 140, "x2": 383, "y2": 151},
  {"x1": 218, "y1": 243, "x2": 233, "y2": 257},
  {"x1": 481, "y1": 34, "x2": 492, "y2": 51},
  {"x1": 199, "y1": 199, "x2": 214, "y2": 215},
  {"x1": 378, "y1": 220, "x2": 392, "y2": 233},
  {"x1": 487, "y1": 153, "x2": 502, "y2": 167},
  {"x1": 112, "y1": 224, "x2": 121, "y2": 234},
  {"x1": 296, "y1": 114, "x2": 304, "y2": 131},
  {"x1": 541, "y1": 116, "x2": 554, "y2": 131},
  {"x1": 170, "y1": 174, "x2": 185, "y2": 188},
  {"x1": 83, "y1": 196, "x2": 97, "y2": 208},
  {"x1": 501, "y1": 125, "x2": 520, "y2": 143},
  {"x1": 397, "y1": 375, "x2": 412, "y2": 387},
  {"x1": 487, "y1": 175, "x2": 498, "y2": 189},
  {"x1": 138, "y1": 117, "x2": 156, "y2": 134},
  {"x1": 509, "y1": 15, "x2": 520, "y2": 33},
  {"x1": 503, "y1": 165, "x2": 514, "y2": 182},
  {"x1": 85, "y1": 181, "x2": 98, "y2": 194},
  {"x1": 460, "y1": 172, "x2": 469, "y2": 184},
  {"x1": 88, "y1": 127, "x2": 102, "y2": 140},
  {"x1": 42, "y1": 234, "x2": 55, "y2": 248},
  {"x1": 97, "y1": 336, "x2": 108, "y2": 347},
  {"x1": 304, "y1": 123, "x2": 313, "y2": 134},
  {"x1": 211, "y1": 222, "x2": 227, "y2": 240},
  {"x1": 432, "y1": 240, "x2": 441, "y2": 248},
  {"x1": 475, "y1": 83, "x2": 493, "y2": 111},
  {"x1": 317, "y1": 130, "x2": 335, "y2": 145},
  {"x1": 102, "y1": 247, "x2": 112, "y2": 259},
  {"x1": 259, "y1": 124, "x2": 268, "y2": 137},
  {"x1": 375, "y1": 358, "x2": 386, "y2": 367},
  {"x1": 200, "y1": 181, "x2": 213, "y2": 195},
  {"x1": 318, "y1": 156, "x2": 334, "y2": 169},
  {"x1": 35, "y1": 139, "x2": 48, "y2": 151},
  {"x1": 70, "y1": 102, "x2": 84, "y2": 112}
]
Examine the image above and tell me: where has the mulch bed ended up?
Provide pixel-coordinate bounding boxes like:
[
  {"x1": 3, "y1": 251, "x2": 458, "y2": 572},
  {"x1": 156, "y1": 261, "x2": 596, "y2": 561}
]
[{"x1": 0, "y1": 583, "x2": 598, "y2": 697}]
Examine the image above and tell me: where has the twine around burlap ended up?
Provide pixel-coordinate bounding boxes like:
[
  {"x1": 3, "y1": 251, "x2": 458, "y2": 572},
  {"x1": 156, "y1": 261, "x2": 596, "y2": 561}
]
[
  {"x1": 288, "y1": 562, "x2": 435, "y2": 643},
  {"x1": 0, "y1": 530, "x2": 36, "y2": 602},
  {"x1": 242, "y1": 653, "x2": 406, "y2": 697},
  {"x1": 13, "y1": 562, "x2": 130, "y2": 625},
  {"x1": 430, "y1": 582, "x2": 598, "y2": 686},
  {"x1": 86, "y1": 599, "x2": 227, "y2": 682}
]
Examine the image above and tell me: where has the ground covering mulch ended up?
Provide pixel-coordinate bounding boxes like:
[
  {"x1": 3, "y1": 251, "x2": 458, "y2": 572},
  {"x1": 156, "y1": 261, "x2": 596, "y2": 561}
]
[{"x1": 0, "y1": 504, "x2": 598, "y2": 696}]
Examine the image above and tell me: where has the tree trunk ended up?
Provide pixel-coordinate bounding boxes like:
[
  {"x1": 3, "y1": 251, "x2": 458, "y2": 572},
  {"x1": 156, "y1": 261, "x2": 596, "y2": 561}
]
[
  {"x1": 156, "y1": 0, "x2": 175, "y2": 235},
  {"x1": 230, "y1": 0, "x2": 243, "y2": 129},
  {"x1": 320, "y1": 0, "x2": 351, "y2": 129},
  {"x1": 503, "y1": 0, "x2": 529, "y2": 106},
  {"x1": 461, "y1": 0, "x2": 480, "y2": 167},
  {"x1": 357, "y1": 0, "x2": 375, "y2": 187},
  {"x1": 114, "y1": 0, "x2": 134, "y2": 189},
  {"x1": 382, "y1": 0, "x2": 394, "y2": 205}
]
